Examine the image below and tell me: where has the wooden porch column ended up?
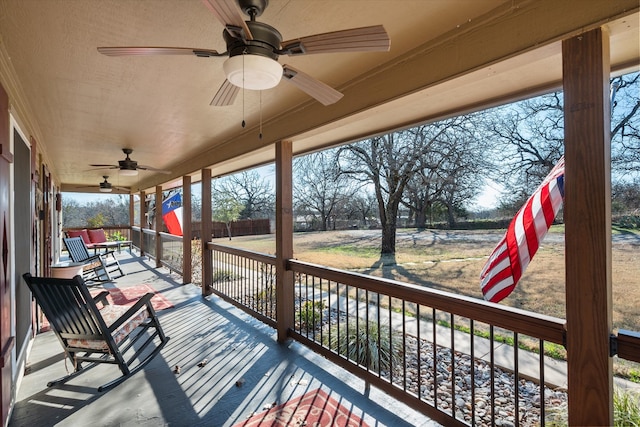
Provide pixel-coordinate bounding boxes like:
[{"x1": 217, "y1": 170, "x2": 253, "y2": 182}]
[
  {"x1": 563, "y1": 27, "x2": 612, "y2": 426},
  {"x1": 155, "y1": 185, "x2": 163, "y2": 268},
  {"x1": 129, "y1": 194, "x2": 134, "y2": 241},
  {"x1": 139, "y1": 191, "x2": 146, "y2": 255},
  {"x1": 275, "y1": 140, "x2": 294, "y2": 343},
  {"x1": 182, "y1": 175, "x2": 192, "y2": 284},
  {"x1": 201, "y1": 168, "x2": 213, "y2": 295}
]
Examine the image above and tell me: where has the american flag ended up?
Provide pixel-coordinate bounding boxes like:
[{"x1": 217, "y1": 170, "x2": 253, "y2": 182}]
[{"x1": 480, "y1": 157, "x2": 565, "y2": 303}]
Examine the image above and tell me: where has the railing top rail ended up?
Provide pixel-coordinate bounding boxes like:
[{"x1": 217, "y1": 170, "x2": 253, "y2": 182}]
[
  {"x1": 615, "y1": 329, "x2": 640, "y2": 362},
  {"x1": 289, "y1": 259, "x2": 566, "y2": 345},
  {"x1": 159, "y1": 232, "x2": 183, "y2": 241},
  {"x1": 141, "y1": 228, "x2": 155, "y2": 235},
  {"x1": 208, "y1": 242, "x2": 276, "y2": 265},
  {"x1": 64, "y1": 225, "x2": 131, "y2": 230}
]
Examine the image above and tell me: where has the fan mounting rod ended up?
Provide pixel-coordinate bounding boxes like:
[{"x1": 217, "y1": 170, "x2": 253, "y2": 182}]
[{"x1": 238, "y1": 0, "x2": 268, "y2": 20}]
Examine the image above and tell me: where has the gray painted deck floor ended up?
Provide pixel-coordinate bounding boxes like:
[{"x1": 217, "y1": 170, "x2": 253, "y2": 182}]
[{"x1": 10, "y1": 251, "x2": 440, "y2": 427}]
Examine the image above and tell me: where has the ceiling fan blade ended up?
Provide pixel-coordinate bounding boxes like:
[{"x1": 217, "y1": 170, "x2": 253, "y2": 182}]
[
  {"x1": 97, "y1": 47, "x2": 222, "y2": 57},
  {"x1": 201, "y1": 0, "x2": 253, "y2": 40},
  {"x1": 89, "y1": 164, "x2": 118, "y2": 167},
  {"x1": 281, "y1": 25, "x2": 390, "y2": 56},
  {"x1": 138, "y1": 165, "x2": 172, "y2": 174},
  {"x1": 282, "y1": 65, "x2": 343, "y2": 106},
  {"x1": 210, "y1": 79, "x2": 240, "y2": 106}
]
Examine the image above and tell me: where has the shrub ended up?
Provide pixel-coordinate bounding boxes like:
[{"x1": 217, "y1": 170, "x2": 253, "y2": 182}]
[
  {"x1": 296, "y1": 301, "x2": 325, "y2": 330},
  {"x1": 324, "y1": 319, "x2": 402, "y2": 372},
  {"x1": 108, "y1": 231, "x2": 128, "y2": 241},
  {"x1": 212, "y1": 269, "x2": 235, "y2": 282}
]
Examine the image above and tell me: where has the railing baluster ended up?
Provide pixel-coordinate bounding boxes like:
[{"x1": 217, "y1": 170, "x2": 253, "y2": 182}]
[
  {"x1": 417, "y1": 304, "x2": 421, "y2": 401},
  {"x1": 470, "y1": 319, "x2": 476, "y2": 426},
  {"x1": 377, "y1": 293, "x2": 382, "y2": 377},
  {"x1": 451, "y1": 313, "x2": 456, "y2": 419},
  {"x1": 540, "y1": 338, "x2": 545, "y2": 427},
  {"x1": 402, "y1": 299, "x2": 407, "y2": 391},
  {"x1": 433, "y1": 308, "x2": 438, "y2": 409},
  {"x1": 388, "y1": 295, "x2": 393, "y2": 384},
  {"x1": 514, "y1": 332, "x2": 520, "y2": 427},
  {"x1": 490, "y1": 325, "x2": 495, "y2": 425}
]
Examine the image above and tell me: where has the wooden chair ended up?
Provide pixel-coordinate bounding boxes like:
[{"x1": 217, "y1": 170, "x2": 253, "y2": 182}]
[
  {"x1": 22, "y1": 273, "x2": 170, "y2": 391},
  {"x1": 63, "y1": 236, "x2": 124, "y2": 282}
]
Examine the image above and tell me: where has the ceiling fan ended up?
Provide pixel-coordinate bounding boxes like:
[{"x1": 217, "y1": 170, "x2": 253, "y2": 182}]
[
  {"x1": 69, "y1": 176, "x2": 129, "y2": 193},
  {"x1": 97, "y1": 176, "x2": 125, "y2": 193},
  {"x1": 97, "y1": 0, "x2": 390, "y2": 106},
  {"x1": 89, "y1": 148, "x2": 171, "y2": 176}
]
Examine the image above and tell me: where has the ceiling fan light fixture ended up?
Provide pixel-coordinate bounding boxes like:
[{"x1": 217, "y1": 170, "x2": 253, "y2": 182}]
[
  {"x1": 99, "y1": 187, "x2": 113, "y2": 193},
  {"x1": 119, "y1": 168, "x2": 138, "y2": 176},
  {"x1": 223, "y1": 54, "x2": 282, "y2": 90}
]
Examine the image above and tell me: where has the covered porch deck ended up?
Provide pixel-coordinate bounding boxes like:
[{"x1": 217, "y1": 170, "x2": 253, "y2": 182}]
[{"x1": 10, "y1": 250, "x2": 437, "y2": 427}]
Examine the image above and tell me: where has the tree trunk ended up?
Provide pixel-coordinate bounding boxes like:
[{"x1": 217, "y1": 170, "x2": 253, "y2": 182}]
[
  {"x1": 415, "y1": 209, "x2": 427, "y2": 229},
  {"x1": 446, "y1": 203, "x2": 456, "y2": 228},
  {"x1": 380, "y1": 216, "x2": 397, "y2": 254}
]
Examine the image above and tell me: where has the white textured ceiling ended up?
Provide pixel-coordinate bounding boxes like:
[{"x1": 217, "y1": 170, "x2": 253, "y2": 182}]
[{"x1": 0, "y1": 0, "x2": 637, "y2": 193}]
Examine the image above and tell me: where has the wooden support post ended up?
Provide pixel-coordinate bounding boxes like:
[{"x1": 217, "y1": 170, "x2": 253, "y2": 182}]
[
  {"x1": 275, "y1": 140, "x2": 294, "y2": 343},
  {"x1": 182, "y1": 175, "x2": 192, "y2": 284},
  {"x1": 563, "y1": 27, "x2": 612, "y2": 426},
  {"x1": 139, "y1": 191, "x2": 146, "y2": 255},
  {"x1": 201, "y1": 168, "x2": 213, "y2": 296},
  {"x1": 129, "y1": 194, "x2": 134, "y2": 241},
  {"x1": 155, "y1": 185, "x2": 163, "y2": 268}
]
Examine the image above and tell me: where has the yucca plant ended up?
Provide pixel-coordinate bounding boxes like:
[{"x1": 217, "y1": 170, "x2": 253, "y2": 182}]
[
  {"x1": 324, "y1": 319, "x2": 402, "y2": 372},
  {"x1": 614, "y1": 388, "x2": 640, "y2": 427},
  {"x1": 545, "y1": 388, "x2": 640, "y2": 427}
]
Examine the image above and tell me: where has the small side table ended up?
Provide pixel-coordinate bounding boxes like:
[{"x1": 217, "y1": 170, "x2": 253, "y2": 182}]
[{"x1": 51, "y1": 262, "x2": 84, "y2": 279}]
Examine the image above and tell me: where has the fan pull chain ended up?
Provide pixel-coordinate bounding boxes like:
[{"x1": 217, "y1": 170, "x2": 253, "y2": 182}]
[
  {"x1": 241, "y1": 52, "x2": 246, "y2": 128},
  {"x1": 241, "y1": 87, "x2": 246, "y2": 128},
  {"x1": 259, "y1": 91, "x2": 263, "y2": 139}
]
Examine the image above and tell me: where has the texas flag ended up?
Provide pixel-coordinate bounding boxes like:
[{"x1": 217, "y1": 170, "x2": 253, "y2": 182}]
[{"x1": 162, "y1": 193, "x2": 183, "y2": 236}]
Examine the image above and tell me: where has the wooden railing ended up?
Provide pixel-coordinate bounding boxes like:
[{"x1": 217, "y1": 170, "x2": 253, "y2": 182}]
[
  {"x1": 131, "y1": 226, "x2": 183, "y2": 275},
  {"x1": 209, "y1": 243, "x2": 277, "y2": 328},
  {"x1": 613, "y1": 329, "x2": 640, "y2": 363},
  {"x1": 131, "y1": 226, "x2": 141, "y2": 251},
  {"x1": 208, "y1": 243, "x2": 582, "y2": 427},
  {"x1": 141, "y1": 228, "x2": 156, "y2": 259},
  {"x1": 159, "y1": 232, "x2": 183, "y2": 274}
]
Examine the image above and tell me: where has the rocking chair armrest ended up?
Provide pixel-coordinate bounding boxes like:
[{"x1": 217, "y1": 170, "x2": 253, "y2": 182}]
[
  {"x1": 107, "y1": 293, "x2": 155, "y2": 332},
  {"x1": 84, "y1": 254, "x2": 103, "y2": 263},
  {"x1": 93, "y1": 291, "x2": 110, "y2": 306}
]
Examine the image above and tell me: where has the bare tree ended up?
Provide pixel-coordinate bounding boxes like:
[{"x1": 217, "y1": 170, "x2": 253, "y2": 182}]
[
  {"x1": 343, "y1": 190, "x2": 379, "y2": 228},
  {"x1": 338, "y1": 124, "x2": 458, "y2": 255},
  {"x1": 403, "y1": 116, "x2": 488, "y2": 228},
  {"x1": 611, "y1": 72, "x2": 640, "y2": 173},
  {"x1": 487, "y1": 72, "x2": 639, "y2": 212},
  {"x1": 62, "y1": 195, "x2": 129, "y2": 228},
  {"x1": 214, "y1": 169, "x2": 274, "y2": 220},
  {"x1": 294, "y1": 149, "x2": 358, "y2": 231}
]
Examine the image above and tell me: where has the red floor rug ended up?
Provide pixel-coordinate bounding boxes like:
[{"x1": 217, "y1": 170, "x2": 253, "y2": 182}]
[
  {"x1": 234, "y1": 388, "x2": 369, "y2": 427},
  {"x1": 38, "y1": 284, "x2": 173, "y2": 332},
  {"x1": 98, "y1": 284, "x2": 174, "y2": 311}
]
